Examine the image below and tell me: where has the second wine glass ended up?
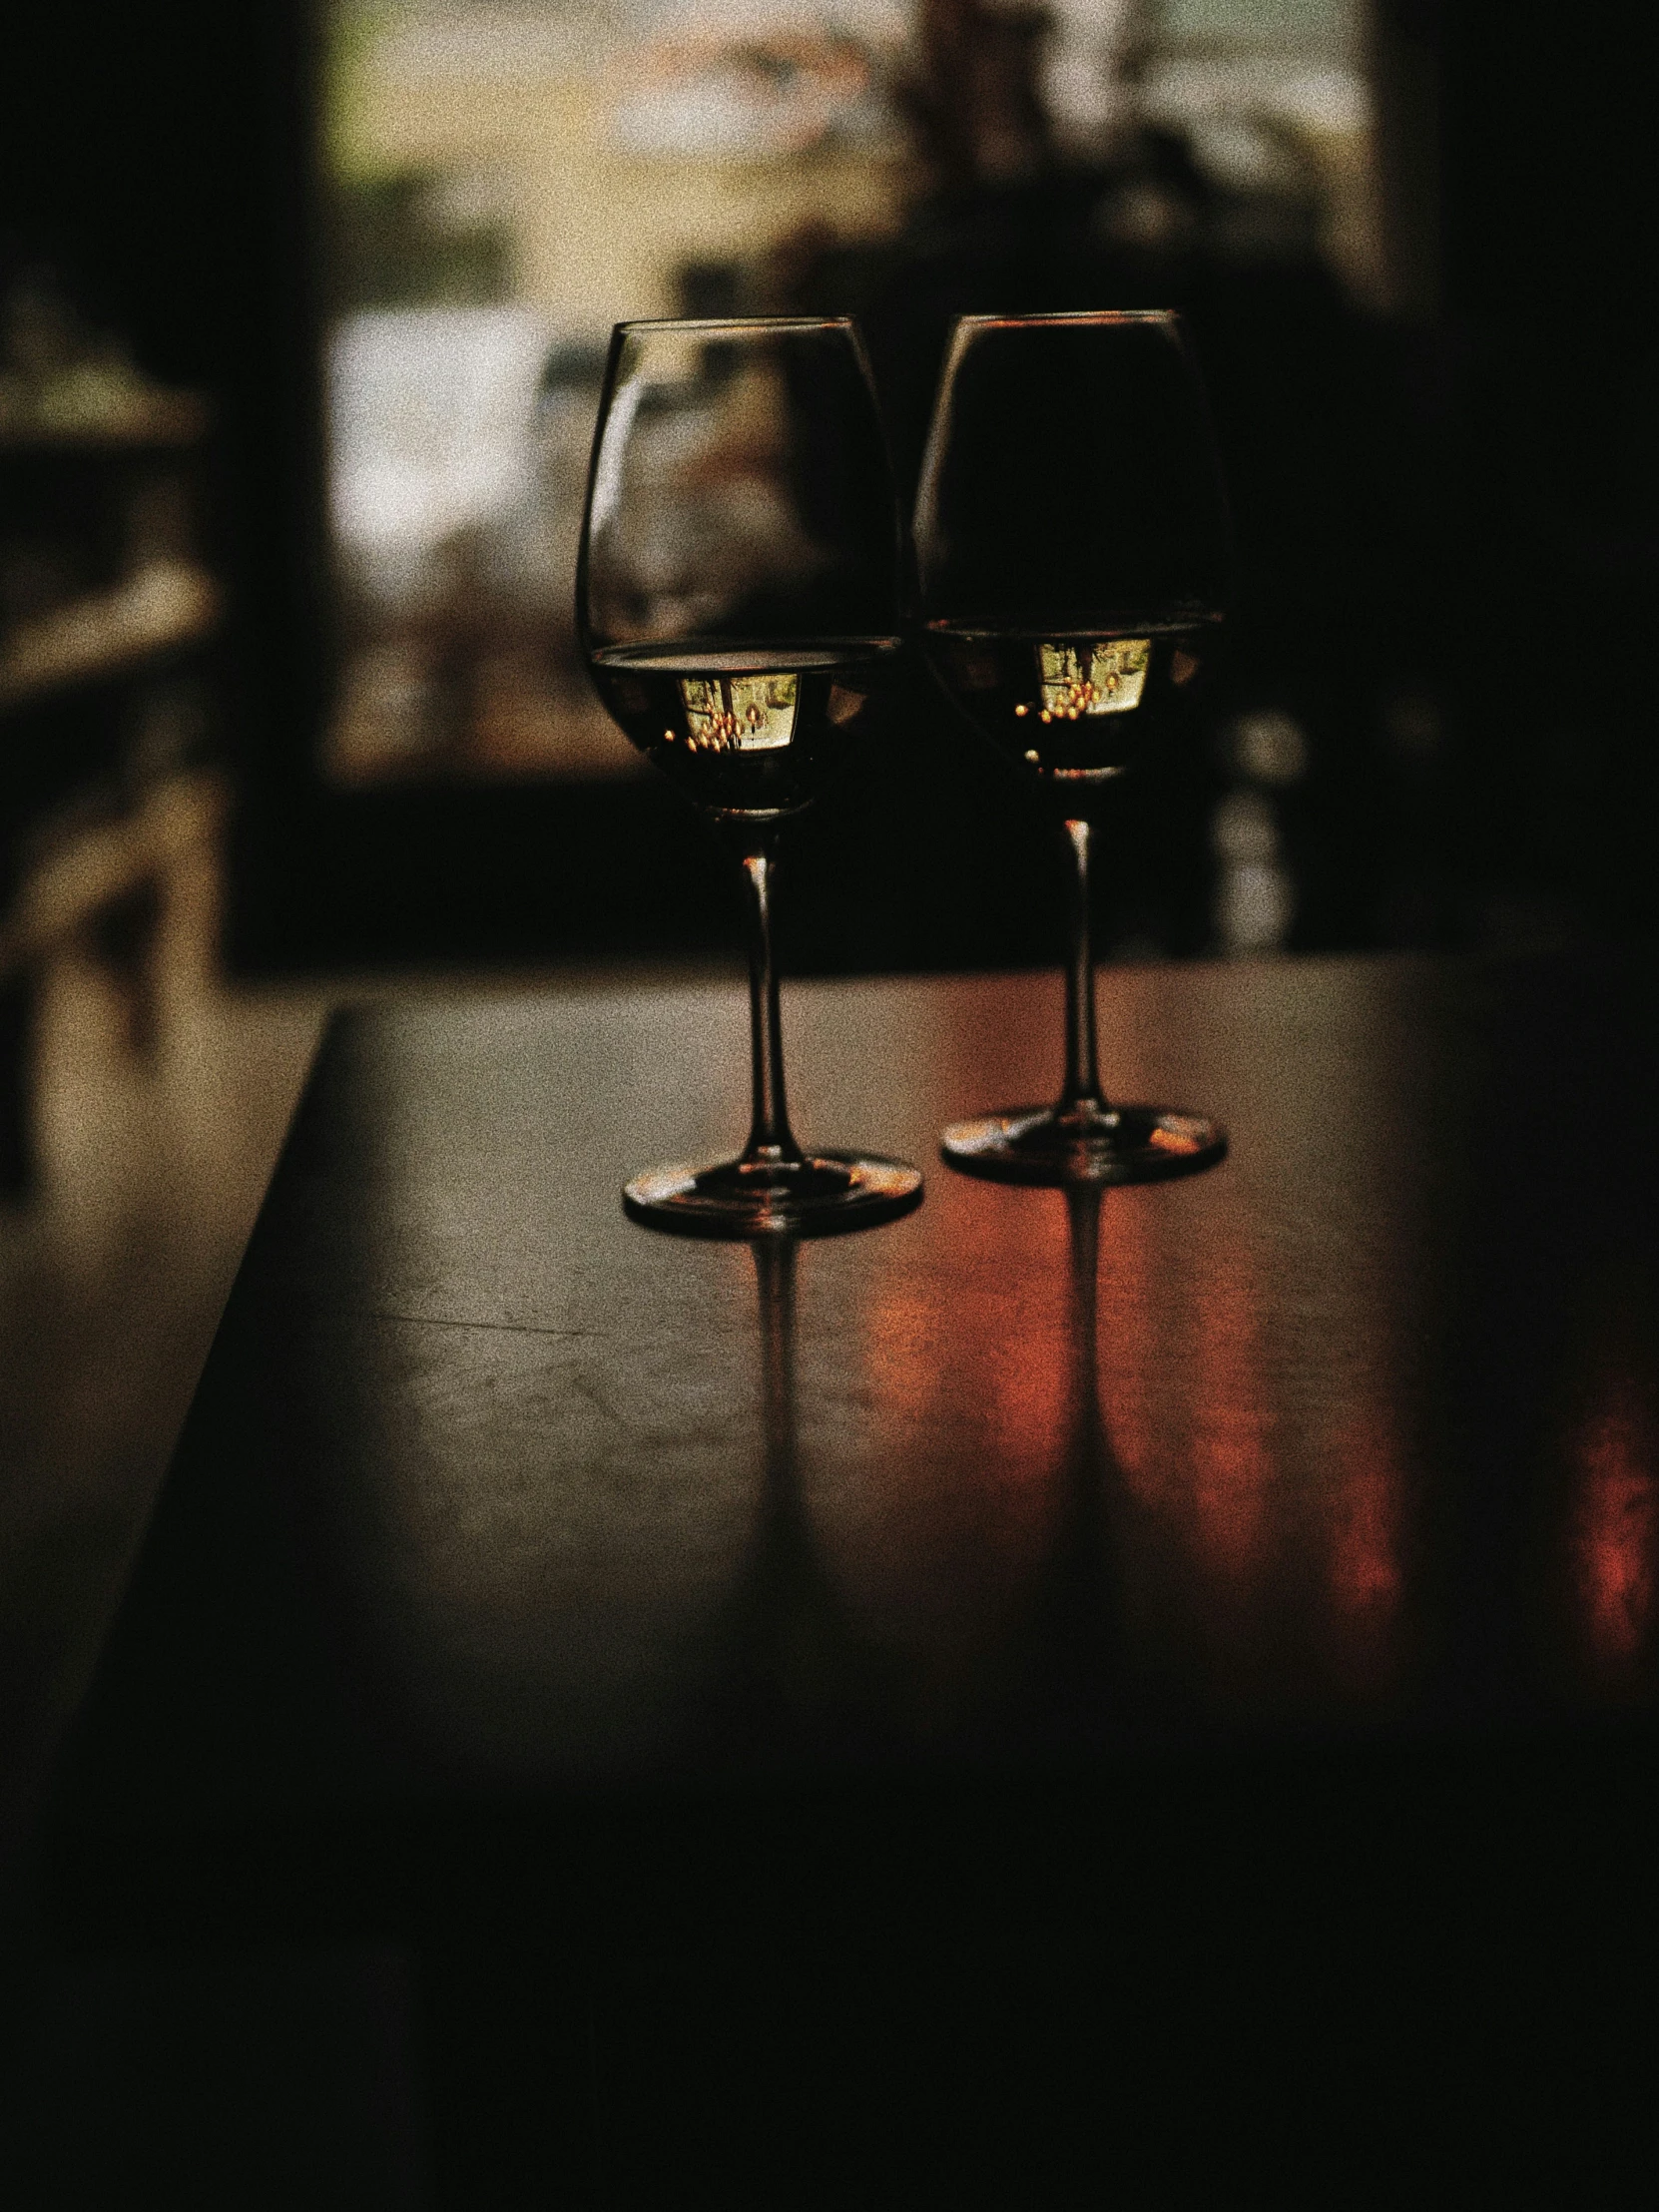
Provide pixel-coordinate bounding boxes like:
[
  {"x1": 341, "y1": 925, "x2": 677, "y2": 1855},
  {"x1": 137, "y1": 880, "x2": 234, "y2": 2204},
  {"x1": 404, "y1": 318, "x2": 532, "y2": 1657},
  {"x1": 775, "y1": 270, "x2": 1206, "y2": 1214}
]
[
  {"x1": 579, "y1": 316, "x2": 922, "y2": 1236},
  {"x1": 915, "y1": 309, "x2": 1232, "y2": 1186}
]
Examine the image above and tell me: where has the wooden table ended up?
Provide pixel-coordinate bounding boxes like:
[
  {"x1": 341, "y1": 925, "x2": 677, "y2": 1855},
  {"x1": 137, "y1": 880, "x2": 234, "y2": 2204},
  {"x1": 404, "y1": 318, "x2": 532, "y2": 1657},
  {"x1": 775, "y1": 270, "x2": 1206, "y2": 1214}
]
[{"x1": 43, "y1": 954, "x2": 1659, "y2": 2203}]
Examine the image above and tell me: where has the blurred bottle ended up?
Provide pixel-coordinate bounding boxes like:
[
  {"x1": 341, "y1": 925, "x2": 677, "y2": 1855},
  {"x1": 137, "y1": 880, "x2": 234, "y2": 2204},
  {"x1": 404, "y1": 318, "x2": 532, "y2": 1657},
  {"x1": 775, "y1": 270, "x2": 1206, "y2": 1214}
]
[{"x1": 1210, "y1": 708, "x2": 1309, "y2": 957}]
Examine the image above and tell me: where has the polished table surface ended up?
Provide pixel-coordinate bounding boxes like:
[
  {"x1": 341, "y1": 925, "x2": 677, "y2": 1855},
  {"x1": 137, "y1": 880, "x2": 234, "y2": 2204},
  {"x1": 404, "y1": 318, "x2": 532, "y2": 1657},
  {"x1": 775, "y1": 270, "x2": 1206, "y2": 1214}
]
[{"x1": 44, "y1": 951, "x2": 1659, "y2": 2197}]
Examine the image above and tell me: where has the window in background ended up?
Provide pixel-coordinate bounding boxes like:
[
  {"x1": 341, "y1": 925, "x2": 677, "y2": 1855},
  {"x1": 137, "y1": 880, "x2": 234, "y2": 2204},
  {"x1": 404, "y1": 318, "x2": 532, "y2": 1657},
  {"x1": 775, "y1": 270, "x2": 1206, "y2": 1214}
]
[
  {"x1": 319, "y1": 0, "x2": 914, "y2": 790},
  {"x1": 318, "y1": 1, "x2": 1385, "y2": 814},
  {"x1": 1145, "y1": 0, "x2": 1382, "y2": 307}
]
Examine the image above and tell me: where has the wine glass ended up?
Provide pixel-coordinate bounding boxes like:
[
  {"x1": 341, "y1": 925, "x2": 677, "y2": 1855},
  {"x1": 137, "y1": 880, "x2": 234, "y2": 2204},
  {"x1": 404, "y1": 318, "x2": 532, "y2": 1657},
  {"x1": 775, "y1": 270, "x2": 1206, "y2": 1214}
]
[
  {"x1": 579, "y1": 317, "x2": 923, "y2": 1236},
  {"x1": 914, "y1": 310, "x2": 1232, "y2": 1185}
]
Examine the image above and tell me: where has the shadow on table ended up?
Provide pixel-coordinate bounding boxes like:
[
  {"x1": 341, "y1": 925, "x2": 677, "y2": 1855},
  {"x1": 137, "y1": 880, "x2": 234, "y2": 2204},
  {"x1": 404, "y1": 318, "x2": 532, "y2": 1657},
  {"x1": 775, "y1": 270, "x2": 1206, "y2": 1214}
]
[{"x1": 688, "y1": 1187, "x2": 1133, "y2": 1770}]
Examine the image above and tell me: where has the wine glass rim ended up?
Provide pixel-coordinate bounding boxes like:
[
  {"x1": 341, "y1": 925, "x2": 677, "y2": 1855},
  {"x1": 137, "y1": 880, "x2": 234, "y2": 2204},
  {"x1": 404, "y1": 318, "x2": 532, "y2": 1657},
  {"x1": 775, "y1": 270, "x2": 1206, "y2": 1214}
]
[
  {"x1": 612, "y1": 315, "x2": 858, "y2": 334},
  {"x1": 950, "y1": 308, "x2": 1182, "y2": 328}
]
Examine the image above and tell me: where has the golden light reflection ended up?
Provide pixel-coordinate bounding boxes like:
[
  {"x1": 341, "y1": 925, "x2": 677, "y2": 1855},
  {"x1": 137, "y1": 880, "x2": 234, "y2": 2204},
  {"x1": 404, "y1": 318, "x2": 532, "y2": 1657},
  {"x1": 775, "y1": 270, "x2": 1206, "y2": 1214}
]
[
  {"x1": 679, "y1": 670, "x2": 797, "y2": 752},
  {"x1": 1102, "y1": 1199, "x2": 1409, "y2": 1689},
  {"x1": 811, "y1": 973, "x2": 1422, "y2": 1722},
  {"x1": 860, "y1": 1195, "x2": 1073, "y2": 1508},
  {"x1": 1319, "y1": 1404, "x2": 1404, "y2": 1687},
  {"x1": 1569, "y1": 1369, "x2": 1658, "y2": 1674},
  {"x1": 1326, "y1": 1417, "x2": 1401, "y2": 1618},
  {"x1": 1074, "y1": 1183, "x2": 1293, "y2": 1690},
  {"x1": 1036, "y1": 638, "x2": 1149, "y2": 722},
  {"x1": 836, "y1": 1115, "x2": 1081, "y2": 1670},
  {"x1": 1147, "y1": 1119, "x2": 1201, "y2": 1155},
  {"x1": 1100, "y1": 1187, "x2": 1276, "y2": 1597},
  {"x1": 1086, "y1": 1184, "x2": 1156, "y2": 1485},
  {"x1": 1183, "y1": 1247, "x2": 1275, "y2": 1586}
]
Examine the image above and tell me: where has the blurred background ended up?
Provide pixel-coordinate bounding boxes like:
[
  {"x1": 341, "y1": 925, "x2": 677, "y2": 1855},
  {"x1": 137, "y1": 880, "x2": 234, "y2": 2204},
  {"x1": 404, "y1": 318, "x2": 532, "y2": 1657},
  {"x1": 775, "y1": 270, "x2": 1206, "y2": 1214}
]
[{"x1": 5, "y1": 0, "x2": 1656, "y2": 999}]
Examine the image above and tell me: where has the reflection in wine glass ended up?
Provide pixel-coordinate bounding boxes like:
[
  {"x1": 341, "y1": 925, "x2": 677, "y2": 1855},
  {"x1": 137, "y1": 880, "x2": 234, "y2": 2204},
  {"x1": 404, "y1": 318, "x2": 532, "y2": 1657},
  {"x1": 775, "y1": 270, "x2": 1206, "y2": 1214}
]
[
  {"x1": 915, "y1": 311, "x2": 1232, "y2": 1186},
  {"x1": 579, "y1": 317, "x2": 923, "y2": 1238}
]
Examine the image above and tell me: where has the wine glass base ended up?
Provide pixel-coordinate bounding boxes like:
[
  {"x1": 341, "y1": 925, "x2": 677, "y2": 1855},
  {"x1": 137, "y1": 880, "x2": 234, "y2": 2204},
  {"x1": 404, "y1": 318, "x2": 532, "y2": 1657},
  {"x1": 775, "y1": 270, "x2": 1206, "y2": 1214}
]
[
  {"x1": 624, "y1": 1150, "x2": 923, "y2": 1239},
  {"x1": 940, "y1": 1104, "x2": 1226, "y2": 1187}
]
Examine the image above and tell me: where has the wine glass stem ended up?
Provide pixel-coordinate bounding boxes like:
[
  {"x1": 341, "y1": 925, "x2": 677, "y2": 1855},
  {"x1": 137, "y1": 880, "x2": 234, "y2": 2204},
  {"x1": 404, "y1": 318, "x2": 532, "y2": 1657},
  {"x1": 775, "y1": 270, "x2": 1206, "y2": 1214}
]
[
  {"x1": 740, "y1": 842, "x2": 806, "y2": 1169},
  {"x1": 1060, "y1": 816, "x2": 1109, "y2": 1116}
]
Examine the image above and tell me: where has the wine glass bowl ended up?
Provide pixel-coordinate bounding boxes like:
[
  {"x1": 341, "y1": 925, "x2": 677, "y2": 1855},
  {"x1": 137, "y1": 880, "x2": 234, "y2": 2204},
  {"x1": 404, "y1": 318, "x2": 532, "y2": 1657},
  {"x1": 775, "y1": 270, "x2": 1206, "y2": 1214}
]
[
  {"x1": 582, "y1": 319, "x2": 903, "y2": 820},
  {"x1": 915, "y1": 310, "x2": 1232, "y2": 1186},
  {"x1": 579, "y1": 318, "x2": 923, "y2": 1237}
]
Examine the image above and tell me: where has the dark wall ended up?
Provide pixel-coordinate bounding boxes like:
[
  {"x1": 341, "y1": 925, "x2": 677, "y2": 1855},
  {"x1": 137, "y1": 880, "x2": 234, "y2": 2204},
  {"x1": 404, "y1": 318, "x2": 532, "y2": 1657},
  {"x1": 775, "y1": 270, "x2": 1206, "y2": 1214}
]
[
  {"x1": 1429, "y1": 0, "x2": 1659, "y2": 930},
  {"x1": 2, "y1": 1, "x2": 336, "y2": 958}
]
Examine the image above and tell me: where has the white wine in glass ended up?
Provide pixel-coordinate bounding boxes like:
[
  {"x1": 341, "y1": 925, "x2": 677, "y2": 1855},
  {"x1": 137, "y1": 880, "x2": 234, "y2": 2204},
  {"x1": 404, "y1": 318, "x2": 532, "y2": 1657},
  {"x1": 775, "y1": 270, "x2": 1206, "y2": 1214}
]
[{"x1": 579, "y1": 317, "x2": 923, "y2": 1237}]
